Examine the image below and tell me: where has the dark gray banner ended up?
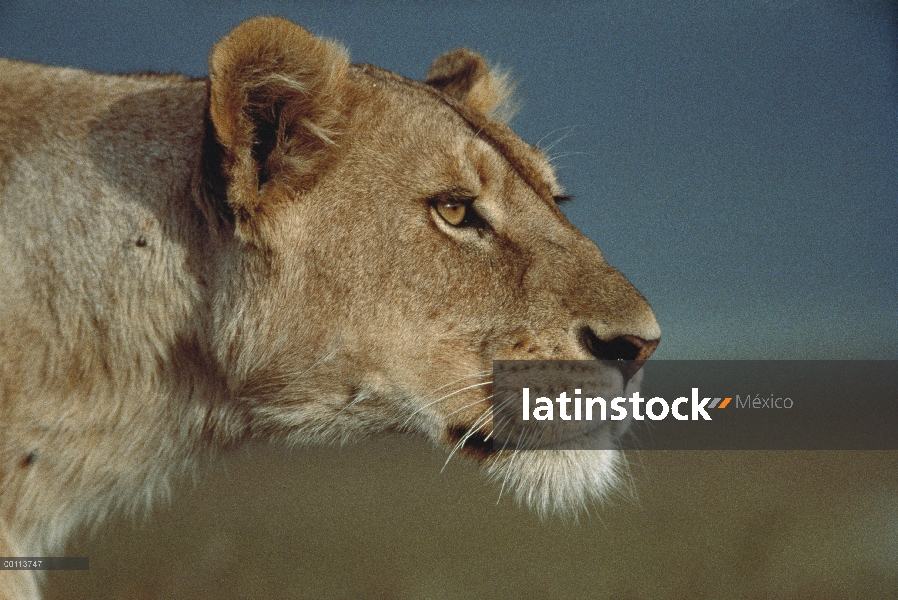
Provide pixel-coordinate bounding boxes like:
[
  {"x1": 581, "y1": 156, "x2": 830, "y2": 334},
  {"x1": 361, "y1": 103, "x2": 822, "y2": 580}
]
[
  {"x1": 491, "y1": 361, "x2": 898, "y2": 450},
  {"x1": 0, "y1": 557, "x2": 89, "y2": 570}
]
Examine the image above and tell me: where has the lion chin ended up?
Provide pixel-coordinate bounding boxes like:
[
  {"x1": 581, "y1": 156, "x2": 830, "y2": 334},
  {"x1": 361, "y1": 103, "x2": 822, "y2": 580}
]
[
  {"x1": 484, "y1": 449, "x2": 624, "y2": 518},
  {"x1": 443, "y1": 365, "x2": 644, "y2": 518}
]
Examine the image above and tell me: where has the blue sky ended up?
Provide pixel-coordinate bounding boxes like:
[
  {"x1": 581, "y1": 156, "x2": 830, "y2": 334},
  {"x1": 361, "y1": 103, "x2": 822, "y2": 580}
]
[{"x1": 2, "y1": 0, "x2": 895, "y2": 359}]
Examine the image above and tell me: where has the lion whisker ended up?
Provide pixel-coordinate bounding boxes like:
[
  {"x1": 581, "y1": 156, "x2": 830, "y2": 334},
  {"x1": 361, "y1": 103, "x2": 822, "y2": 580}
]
[
  {"x1": 427, "y1": 370, "x2": 491, "y2": 395},
  {"x1": 441, "y1": 406, "x2": 493, "y2": 472},
  {"x1": 482, "y1": 392, "x2": 516, "y2": 442},
  {"x1": 496, "y1": 420, "x2": 552, "y2": 504},
  {"x1": 399, "y1": 379, "x2": 492, "y2": 429},
  {"x1": 441, "y1": 393, "x2": 493, "y2": 419},
  {"x1": 331, "y1": 390, "x2": 368, "y2": 418},
  {"x1": 547, "y1": 151, "x2": 587, "y2": 165},
  {"x1": 535, "y1": 125, "x2": 576, "y2": 152},
  {"x1": 496, "y1": 448, "x2": 520, "y2": 502}
]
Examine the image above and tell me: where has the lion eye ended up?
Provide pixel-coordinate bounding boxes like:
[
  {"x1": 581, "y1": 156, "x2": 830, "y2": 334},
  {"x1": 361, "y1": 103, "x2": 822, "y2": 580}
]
[
  {"x1": 427, "y1": 192, "x2": 488, "y2": 231},
  {"x1": 436, "y1": 201, "x2": 468, "y2": 226}
]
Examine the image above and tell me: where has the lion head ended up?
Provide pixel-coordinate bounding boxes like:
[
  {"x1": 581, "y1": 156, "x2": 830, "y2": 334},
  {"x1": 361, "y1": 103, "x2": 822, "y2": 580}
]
[{"x1": 206, "y1": 17, "x2": 660, "y2": 515}]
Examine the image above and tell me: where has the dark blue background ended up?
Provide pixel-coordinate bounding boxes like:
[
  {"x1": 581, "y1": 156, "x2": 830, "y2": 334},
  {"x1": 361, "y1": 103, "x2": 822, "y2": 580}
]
[{"x1": 2, "y1": 0, "x2": 895, "y2": 359}]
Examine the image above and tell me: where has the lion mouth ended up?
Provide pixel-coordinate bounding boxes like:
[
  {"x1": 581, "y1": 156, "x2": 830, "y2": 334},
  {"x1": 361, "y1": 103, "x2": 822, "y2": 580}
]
[
  {"x1": 446, "y1": 418, "x2": 624, "y2": 461},
  {"x1": 446, "y1": 425, "x2": 495, "y2": 461}
]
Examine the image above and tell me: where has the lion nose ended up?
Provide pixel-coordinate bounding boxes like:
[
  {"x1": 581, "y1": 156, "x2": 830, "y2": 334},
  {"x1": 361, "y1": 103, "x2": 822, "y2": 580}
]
[{"x1": 578, "y1": 327, "x2": 659, "y2": 382}]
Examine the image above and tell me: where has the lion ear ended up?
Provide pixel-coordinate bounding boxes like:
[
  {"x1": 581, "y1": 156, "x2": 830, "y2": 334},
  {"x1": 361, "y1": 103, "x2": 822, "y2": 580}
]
[
  {"x1": 424, "y1": 48, "x2": 516, "y2": 121},
  {"x1": 208, "y1": 16, "x2": 351, "y2": 235}
]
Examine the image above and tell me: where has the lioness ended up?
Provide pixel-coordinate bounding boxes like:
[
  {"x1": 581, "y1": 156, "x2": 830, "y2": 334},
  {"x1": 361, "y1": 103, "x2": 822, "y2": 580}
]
[{"x1": 0, "y1": 16, "x2": 659, "y2": 599}]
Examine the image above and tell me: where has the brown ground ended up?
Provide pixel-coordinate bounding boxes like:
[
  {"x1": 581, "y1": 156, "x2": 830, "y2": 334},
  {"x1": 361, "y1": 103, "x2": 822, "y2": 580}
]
[{"x1": 43, "y1": 440, "x2": 898, "y2": 599}]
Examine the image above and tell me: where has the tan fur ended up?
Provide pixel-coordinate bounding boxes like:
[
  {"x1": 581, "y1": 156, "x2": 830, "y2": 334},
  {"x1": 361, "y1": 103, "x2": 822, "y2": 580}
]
[{"x1": 0, "y1": 17, "x2": 659, "y2": 599}]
